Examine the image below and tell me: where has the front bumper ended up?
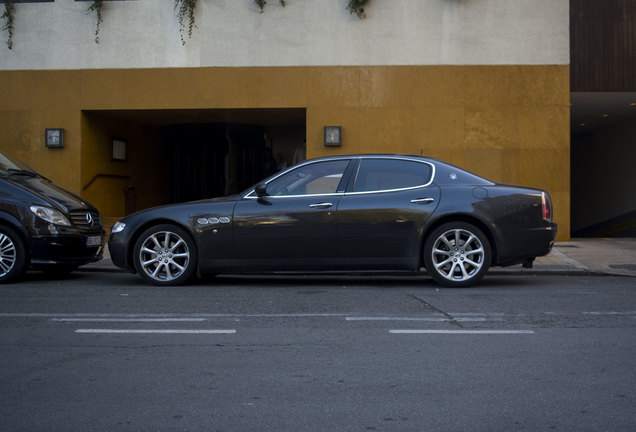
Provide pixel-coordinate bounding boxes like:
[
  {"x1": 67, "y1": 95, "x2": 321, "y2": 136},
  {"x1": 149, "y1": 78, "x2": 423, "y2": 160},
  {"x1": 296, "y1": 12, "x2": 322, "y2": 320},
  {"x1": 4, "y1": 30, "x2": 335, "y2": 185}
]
[
  {"x1": 29, "y1": 233, "x2": 105, "y2": 267},
  {"x1": 107, "y1": 235, "x2": 133, "y2": 272}
]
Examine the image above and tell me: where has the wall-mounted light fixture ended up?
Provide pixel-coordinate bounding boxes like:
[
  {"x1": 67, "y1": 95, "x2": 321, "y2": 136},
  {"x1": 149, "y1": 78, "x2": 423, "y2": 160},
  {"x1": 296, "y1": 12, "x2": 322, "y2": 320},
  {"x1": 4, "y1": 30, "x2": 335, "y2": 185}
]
[
  {"x1": 112, "y1": 138, "x2": 127, "y2": 161},
  {"x1": 45, "y1": 128, "x2": 64, "y2": 148},
  {"x1": 324, "y1": 126, "x2": 342, "y2": 147}
]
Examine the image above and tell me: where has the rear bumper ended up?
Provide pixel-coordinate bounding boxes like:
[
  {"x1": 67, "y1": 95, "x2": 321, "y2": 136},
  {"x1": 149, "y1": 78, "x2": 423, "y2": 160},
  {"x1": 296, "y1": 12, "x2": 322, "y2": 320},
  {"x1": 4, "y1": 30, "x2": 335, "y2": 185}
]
[
  {"x1": 534, "y1": 222, "x2": 558, "y2": 255},
  {"x1": 497, "y1": 222, "x2": 557, "y2": 267}
]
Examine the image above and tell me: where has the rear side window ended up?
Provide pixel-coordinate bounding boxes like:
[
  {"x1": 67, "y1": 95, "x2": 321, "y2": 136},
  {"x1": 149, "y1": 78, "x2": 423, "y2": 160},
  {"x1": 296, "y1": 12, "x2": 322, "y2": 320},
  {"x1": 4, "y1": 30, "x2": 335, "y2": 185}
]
[{"x1": 352, "y1": 159, "x2": 432, "y2": 193}]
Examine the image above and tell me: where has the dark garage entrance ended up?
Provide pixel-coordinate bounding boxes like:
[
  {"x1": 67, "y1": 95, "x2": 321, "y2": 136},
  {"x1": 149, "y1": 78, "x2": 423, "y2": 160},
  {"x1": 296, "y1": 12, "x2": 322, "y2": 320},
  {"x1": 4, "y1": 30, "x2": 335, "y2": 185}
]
[
  {"x1": 84, "y1": 108, "x2": 306, "y2": 215},
  {"x1": 570, "y1": 93, "x2": 636, "y2": 237},
  {"x1": 161, "y1": 109, "x2": 307, "y2": 203},
  {"x1": 165, "y1": 123, "x2": 281, "y2": 203}
]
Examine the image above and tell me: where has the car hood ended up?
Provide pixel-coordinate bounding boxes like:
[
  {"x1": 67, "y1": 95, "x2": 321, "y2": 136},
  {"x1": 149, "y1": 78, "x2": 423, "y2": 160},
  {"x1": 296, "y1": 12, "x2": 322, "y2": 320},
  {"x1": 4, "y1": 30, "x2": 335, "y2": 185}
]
[
  {"x1": 118, "y1": 195, "x2": 241, "y2": 227},
  {"x1": 5, "y1": 174, "x2": 92, "y2": 212},
  {"x1": 122, "y1": 194, "x2": 236, "y2": 216}
]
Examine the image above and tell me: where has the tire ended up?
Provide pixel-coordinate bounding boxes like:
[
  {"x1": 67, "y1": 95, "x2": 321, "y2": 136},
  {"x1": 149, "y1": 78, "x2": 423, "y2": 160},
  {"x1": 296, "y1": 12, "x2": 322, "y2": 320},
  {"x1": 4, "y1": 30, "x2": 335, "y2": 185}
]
[
  {"x1": 423, "y1": 222, "x2": 491, "y2": 288},
  {"x1": 0, "y1": 225, "x2": 28, "y2": 284},
  {"x1": 133, "y1": 224, "x2": 197, "y2": 286}
]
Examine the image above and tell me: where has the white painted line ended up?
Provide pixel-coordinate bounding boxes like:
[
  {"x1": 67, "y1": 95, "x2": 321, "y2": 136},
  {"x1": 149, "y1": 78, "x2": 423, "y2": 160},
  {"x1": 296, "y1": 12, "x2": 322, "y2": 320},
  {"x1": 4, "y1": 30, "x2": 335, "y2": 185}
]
[
  {"x1": 0, "y1": 313, "x2": 355, "y2": 318},
  {"x1": 53, "y1": 318, "x2": 206, "y2": 322},
  {"x1": 582, "y1": 311, "x2": 636, "y2": 316},
  {"x1": 389, "y1": 329, "x2": 535, "y2": 335},
  {"x1": 346, "y1": 316, "x2": 503, "y2": 322},
  {"x1": 449, "y1": 313, "x2": 506, "y2": 317},
  {"x1": 347, "y1": 317, "x2": 447, "y2": 322},
  {"x1": 75, "y1": 329, "x2": 236, "y2": 334}
]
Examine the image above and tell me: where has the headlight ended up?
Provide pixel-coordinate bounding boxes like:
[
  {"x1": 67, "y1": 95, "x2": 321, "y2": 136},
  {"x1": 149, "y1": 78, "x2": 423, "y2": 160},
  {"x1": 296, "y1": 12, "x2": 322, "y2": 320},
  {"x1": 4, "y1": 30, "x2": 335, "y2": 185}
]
[
  {"x1": 29, "y1": 205, "x2": 71, "y2": 226},
  {"x1": 111, "y1": 221, "x2": 126, "y2": 234}
]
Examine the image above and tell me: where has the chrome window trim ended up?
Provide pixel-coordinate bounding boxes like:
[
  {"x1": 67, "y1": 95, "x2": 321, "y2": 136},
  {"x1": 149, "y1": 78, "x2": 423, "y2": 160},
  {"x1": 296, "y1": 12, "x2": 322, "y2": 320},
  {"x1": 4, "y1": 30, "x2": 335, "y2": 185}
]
[
  {"x1": 244, "y1": 192, "x2": 344, "y2": 200},
  {"x1": 344, "y1": 184, "x2": 430, "y2": 196},
  {"x1": 242, "y1": 157, "x2": 352, "y2": 199},
  {"x1": 347, "y1": 156, "x2": 436, "y2": 195},
  {"x1": 242, "y1": 155, "x2": 436, "y2": 199}
]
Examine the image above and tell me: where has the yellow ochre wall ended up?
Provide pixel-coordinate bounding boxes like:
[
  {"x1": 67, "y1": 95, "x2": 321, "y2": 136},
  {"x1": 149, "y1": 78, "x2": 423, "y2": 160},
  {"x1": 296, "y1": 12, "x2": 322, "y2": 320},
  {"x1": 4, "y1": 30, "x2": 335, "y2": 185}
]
[
  {"x1": 80, "y1": 112, "x2": 168, "y2": 228},
  {"x1": 0, "y1": 66, "x2": 570, "y2": 240}
]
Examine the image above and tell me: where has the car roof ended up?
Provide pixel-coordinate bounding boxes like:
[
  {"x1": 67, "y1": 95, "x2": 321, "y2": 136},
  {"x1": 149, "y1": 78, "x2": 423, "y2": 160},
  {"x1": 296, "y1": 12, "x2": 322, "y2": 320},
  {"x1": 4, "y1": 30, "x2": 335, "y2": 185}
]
[
  {"x1": 302, "y1": 154, "x2": 493, "y2": 186},
  {"x1": 308, "y1": 154, "x2": 438, "y2": 163}
]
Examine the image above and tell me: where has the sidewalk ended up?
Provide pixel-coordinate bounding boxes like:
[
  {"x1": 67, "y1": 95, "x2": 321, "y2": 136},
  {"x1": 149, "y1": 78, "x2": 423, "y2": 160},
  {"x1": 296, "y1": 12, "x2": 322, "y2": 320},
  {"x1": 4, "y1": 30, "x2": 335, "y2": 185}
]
[
  {"x1": 494, "y1": 238, "x2": 636, "y2": 277},
  {"x1": 82, "y1": 238, "x2": 636, "y2": 277}
]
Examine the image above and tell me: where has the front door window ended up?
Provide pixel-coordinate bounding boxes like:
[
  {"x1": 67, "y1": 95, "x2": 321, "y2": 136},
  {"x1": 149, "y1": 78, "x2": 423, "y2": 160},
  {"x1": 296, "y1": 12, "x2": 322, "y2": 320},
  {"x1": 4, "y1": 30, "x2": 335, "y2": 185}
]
[{"x1": 265, "y1": 160, "x2": 350, "y2": 196}]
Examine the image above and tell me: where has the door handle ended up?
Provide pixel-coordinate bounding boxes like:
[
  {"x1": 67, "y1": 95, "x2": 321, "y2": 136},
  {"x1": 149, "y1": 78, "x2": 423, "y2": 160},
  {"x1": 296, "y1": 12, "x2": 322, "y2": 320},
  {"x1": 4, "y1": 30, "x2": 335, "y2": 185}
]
[
  {"x1": 410, "y1": 198, "x2": 435, "y2": 204},
  {"x1": 309, "y1": 202, "x2": 333, "y2": 209}
]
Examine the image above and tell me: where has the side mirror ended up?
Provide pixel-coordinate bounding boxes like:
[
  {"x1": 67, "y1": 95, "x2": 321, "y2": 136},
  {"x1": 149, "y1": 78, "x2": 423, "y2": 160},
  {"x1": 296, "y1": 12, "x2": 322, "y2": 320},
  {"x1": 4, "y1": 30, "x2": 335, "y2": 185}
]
[{"x1": 255, "y1": 183, "x2": 268, "y2": 197}]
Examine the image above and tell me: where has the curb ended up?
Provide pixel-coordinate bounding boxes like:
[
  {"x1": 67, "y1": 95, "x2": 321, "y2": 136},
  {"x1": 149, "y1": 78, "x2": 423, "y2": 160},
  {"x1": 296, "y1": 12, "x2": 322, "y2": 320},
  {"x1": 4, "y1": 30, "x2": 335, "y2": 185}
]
[{"x1": 489, "y1": 269, "x2": 610, "y2": 277}]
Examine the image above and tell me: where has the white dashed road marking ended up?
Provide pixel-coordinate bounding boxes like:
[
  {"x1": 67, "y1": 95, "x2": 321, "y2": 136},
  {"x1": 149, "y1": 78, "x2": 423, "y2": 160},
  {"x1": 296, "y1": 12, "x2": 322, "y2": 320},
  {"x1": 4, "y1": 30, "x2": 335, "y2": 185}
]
[
  {"x1": 75, "y1": 329, "x2": 236, "y2": 334},
  {"x1": 389, "y1": 329, "x2": 535, "y2": 335},
  {"x1": 53, "y1": 318, "x2": 206, "y2": 322}
]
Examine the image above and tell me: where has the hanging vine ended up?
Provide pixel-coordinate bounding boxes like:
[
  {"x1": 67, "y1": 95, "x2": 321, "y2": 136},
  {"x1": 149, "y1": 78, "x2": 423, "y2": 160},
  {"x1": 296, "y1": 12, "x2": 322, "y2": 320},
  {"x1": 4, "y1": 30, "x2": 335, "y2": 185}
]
[
  {"x1": 347, "y1": 0, "x2": 369, "y2": 19},
  {"x1": 1, "y1": 0, "x2": 15, "y2": 50},
  {"x1": 175, "y1": 0, "x2": 197, "y2": 45},
  {"x1": 87, "y1": 0, "x2": 104, "y2": 44},
  {"x1": 254, "y1": 0, "x2": 286, "y2": 13}
]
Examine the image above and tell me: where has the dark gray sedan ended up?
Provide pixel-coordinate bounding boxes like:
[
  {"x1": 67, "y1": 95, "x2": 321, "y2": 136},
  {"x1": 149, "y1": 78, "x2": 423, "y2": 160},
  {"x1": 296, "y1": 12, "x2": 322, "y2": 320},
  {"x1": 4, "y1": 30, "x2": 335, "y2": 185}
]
[{"x1": 108, "y1": 154, "x2": 556, "y2": 287}]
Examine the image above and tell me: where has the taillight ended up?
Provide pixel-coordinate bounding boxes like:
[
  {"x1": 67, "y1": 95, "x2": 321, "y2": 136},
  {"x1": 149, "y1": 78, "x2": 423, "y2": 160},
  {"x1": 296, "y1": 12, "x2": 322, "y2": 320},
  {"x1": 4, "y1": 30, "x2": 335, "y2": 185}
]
[{"x1": 541, "y1": 192, "x2": 552, "y2": 221}]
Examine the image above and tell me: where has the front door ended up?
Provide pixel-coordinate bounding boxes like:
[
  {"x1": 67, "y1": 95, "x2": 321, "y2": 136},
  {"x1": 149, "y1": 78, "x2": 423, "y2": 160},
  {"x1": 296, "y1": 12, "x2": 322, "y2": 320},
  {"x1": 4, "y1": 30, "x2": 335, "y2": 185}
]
[{"x1": 233, "y1": 159, "x2": 352, "y2": 268}]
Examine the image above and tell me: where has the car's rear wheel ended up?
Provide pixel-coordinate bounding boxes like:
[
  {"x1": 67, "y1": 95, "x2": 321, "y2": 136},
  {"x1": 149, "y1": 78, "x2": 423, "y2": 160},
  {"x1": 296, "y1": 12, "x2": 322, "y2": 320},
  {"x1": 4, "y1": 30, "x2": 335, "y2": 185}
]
[
  {"x1": 133, "y1": 224, "x2": 197, "y2": 286},
  {"x1": 0, "y1": 226, "x2": 28, "y2": 284},
  {"x1": 424, "y1": 222, "x2": 491, "y2": 288}
]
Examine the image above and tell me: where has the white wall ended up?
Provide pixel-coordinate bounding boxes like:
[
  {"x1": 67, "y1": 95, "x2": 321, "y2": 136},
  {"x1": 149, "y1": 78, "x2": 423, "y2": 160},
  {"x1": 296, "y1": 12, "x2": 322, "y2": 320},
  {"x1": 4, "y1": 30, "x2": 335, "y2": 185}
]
[{"x1": 0, "y1": 0, "x2": 569, "y2": 70}]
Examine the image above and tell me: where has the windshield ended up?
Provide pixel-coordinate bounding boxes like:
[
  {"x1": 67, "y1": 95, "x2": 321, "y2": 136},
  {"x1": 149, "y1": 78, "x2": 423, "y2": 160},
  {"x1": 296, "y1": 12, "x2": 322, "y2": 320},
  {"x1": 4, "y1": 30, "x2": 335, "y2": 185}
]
[{"x1": 0, "y1": 150, "x2": 37, "y2": 175}]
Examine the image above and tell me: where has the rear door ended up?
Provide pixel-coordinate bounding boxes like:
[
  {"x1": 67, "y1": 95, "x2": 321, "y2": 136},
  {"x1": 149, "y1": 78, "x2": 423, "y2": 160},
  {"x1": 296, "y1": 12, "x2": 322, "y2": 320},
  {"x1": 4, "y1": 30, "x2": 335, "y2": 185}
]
[{"x1": 337, "y1": 157, "x2": 440, "y2": 269}]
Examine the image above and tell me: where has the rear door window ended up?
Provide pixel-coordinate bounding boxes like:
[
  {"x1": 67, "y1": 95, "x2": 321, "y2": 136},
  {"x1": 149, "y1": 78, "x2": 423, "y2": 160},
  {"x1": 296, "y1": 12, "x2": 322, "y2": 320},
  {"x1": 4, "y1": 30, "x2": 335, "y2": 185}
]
[{"x1": 352, "y1": 159, "x2": 432, "y2": 193}]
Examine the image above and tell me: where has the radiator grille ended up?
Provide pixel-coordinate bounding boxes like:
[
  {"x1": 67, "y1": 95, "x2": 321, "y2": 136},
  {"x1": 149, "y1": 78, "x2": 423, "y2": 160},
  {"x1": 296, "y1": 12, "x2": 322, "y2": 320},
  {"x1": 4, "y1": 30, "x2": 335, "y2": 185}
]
[{"x1": 69, "y1": 210, "x2": 101, "y2": 230}]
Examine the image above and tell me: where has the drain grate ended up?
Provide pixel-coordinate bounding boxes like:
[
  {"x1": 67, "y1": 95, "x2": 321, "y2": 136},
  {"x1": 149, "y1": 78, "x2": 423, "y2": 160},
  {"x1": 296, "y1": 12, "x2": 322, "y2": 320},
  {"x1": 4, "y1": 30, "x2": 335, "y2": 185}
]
[{"x1": 609, "y1": 264, "x2": 636, "y2": 270}]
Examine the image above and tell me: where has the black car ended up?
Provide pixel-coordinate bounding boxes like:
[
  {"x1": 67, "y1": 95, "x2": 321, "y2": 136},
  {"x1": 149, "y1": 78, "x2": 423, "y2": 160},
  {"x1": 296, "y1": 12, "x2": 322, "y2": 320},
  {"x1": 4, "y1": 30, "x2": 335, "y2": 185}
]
[
  {"x1": 109, "y1": 154, "x2": 557, "y2": 288},
  {"x1": 0, "y1": 150, "x2": 105, "y2": 283}
]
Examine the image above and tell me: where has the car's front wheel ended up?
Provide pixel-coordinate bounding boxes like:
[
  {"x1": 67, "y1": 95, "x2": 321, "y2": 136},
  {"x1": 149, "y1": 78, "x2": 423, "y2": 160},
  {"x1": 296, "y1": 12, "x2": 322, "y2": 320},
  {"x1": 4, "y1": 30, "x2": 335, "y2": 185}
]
[
  {"x1": 133, "y1": 224, "x2": 197, "y2": 286},
  {"x1": 423, "y1": 222, "x2": 491, "y2": 288},
  {"x1": 0, "y1": 226, "x2": 28, "y2": 284}
]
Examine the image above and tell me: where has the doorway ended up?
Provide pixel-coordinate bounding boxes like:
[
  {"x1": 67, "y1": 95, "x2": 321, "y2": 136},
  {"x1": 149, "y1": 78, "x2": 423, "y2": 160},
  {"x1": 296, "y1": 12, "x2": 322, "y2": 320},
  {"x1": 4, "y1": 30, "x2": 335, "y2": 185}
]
[
  {"x1": 81, "y1": 108, "x2": 306, "y2": 218},
  {"x1": 165, "y1": 122, "x2": 301, "y2": 202}
]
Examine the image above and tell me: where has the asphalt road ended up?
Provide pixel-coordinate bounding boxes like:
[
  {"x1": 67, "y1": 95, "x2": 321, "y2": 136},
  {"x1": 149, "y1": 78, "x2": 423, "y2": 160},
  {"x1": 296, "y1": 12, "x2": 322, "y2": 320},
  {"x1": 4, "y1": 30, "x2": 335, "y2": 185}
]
[{"x1": 1, "y1": 271, "x2": 635, "y2": 432}]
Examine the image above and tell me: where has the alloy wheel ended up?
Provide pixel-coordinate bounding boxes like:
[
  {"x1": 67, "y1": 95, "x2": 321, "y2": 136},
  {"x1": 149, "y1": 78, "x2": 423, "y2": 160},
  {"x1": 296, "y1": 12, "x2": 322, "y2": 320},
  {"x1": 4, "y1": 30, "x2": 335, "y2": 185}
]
[
  {"x1": 431, "y1": 228, "x2": 485, "y2": 282},
  {"x1": 0, "y1": 233, "x2": 17, "y2": 277},
  {"x1": 138, "y1": 230, "x2": 191, "y2": 283}
]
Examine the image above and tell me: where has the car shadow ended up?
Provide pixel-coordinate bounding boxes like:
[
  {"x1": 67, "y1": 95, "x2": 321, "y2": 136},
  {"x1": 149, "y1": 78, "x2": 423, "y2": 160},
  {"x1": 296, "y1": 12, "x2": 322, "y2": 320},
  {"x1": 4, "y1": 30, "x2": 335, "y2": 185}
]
[
  {"x1": 14, "y1": 268, "x2": 550, "y2": 290},
  {"x1": 197, "y1": 273, "x2": 548, "y2": 290}
]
